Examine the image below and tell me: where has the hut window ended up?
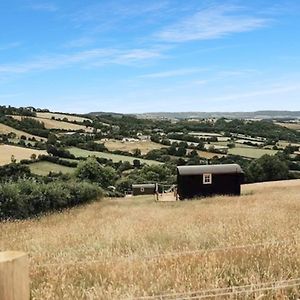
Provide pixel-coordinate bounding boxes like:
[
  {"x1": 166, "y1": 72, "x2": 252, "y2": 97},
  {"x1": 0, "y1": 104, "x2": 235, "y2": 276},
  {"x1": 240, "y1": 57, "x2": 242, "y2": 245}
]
[
  {"x1": 140, "y1": 187, "x2": 145, "y2": 192},
  {"x1": 203, "y1": 173, "x2": 212, "y2": 184}
]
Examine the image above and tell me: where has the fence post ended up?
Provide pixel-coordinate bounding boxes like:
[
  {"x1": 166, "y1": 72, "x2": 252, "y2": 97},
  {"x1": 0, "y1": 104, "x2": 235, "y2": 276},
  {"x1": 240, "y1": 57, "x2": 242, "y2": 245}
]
[{"x1": 0, "y1": 251, "x2": 30, "y2": 300}]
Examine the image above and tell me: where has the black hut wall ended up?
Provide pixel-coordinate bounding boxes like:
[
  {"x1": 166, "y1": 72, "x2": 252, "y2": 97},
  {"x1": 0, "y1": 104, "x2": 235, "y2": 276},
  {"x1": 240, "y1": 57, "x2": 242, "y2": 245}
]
[{"x1": 177, "y1": 172, "x2": 243, "y2": 200}]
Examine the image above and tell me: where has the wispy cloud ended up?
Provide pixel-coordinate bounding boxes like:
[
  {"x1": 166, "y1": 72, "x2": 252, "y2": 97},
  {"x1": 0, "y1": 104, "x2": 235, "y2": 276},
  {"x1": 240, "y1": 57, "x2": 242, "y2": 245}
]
[
  {"x1": 156, "y1": 4, "x2": 269, "y2": 42},
  {"x1": 208, "y1": 84, "x2": 300, "y2": 102},
  {"x1": 0, "y1": 47, "x2": 164, "y2": 75},
  {"x1": 70, "y1": 1, "x2": 169, "y2": 24},
  {"x1": 114, "y1": 49, "x2": 163, "y2": 65},
  {"x1": 63, "y1": 37, "x2": 95, "y2": 49},
  {"x1": 28, "y1": 2, "x2": 58, "y2": 12},
  {"x1": 140, "y1": 68, "x2": 205, "y2": 78},
  {"x1": 0, "y1": 42, "x2": 21, "y2": 51}
]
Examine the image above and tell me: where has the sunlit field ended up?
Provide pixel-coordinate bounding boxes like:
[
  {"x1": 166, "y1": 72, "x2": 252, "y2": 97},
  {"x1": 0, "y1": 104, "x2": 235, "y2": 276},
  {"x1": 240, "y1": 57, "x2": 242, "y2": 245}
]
[
  {"x1": 103, "y1": 139, "x2": 164, "y2": 155},
  {"x1": 1, "y1": 180, "x2": 300, "y2": 299},
  {"x1": 0, "y1": 144, "x2": 46, "y2": 166},
  {"x1": 0, "y1": 123, "x2": 46, "y2": 141},
  {"x1": 28, "y1": 161, "x2": 75, "y2": 176}
]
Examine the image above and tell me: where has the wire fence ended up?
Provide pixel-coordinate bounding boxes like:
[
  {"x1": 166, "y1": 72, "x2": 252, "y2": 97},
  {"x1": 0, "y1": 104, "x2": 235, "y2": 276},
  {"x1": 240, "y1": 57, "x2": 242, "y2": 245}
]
[
  {"x1": 130, "y1": 278, "x2": 300, "y2": 299},
  {"x1": 28, "y1": 238, "x2": 300, "y2": 299}
]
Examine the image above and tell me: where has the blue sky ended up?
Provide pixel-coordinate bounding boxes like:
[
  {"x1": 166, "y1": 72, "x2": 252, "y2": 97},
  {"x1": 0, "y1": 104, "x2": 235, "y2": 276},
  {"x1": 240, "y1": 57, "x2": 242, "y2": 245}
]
[{"x1": 0, "y1": 0, "x2": 300, "y2": 113}]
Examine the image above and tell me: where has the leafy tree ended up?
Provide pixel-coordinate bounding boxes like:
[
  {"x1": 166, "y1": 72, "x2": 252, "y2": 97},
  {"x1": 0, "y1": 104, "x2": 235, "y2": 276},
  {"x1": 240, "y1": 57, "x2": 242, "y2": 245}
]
[
  {"x1": 133, "y1": 159, "x2": 141, "y2": 168},
  {"x1": 247, "y1": 155, "x2": 289, "y2": 182},
  {"x1": 133, "y1": 148, "x2": 142, "y2": 157},
  {"x1": 47, "y1": 133, "x2": 58, "y2": 146},
  {"x1": 115, "y1": 178, "x2": 134, "y2": 193},
  {"x1": 75, "y1": 157, "x2": 118, "y2": 188}
]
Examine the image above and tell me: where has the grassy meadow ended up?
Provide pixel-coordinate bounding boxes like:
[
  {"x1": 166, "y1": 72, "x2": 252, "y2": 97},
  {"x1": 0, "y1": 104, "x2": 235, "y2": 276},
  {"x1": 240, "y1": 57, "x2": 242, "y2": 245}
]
[
  {"x1": 29, "y1": 161, "x2": 75, "y2": 176},
  {"x1": 1, "y1": 180, "x2": 300, "y2": 299},
  {"x1": 228, "y1": 147, "x2": 278, "y2": 159},
  {"x1": 68, "y1": 147, "x2": 162, "y2": 165},
  {"x1": 276, "y1": 122, "x2": 300, "y2": 131}
]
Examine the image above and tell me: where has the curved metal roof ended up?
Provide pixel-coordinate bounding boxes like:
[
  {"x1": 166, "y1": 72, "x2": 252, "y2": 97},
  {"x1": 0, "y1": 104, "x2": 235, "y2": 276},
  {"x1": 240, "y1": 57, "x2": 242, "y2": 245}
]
[
  {"x1": 177, "y1": 164, "x2": 243, "y2": 176},
  {"x1": 132, "y1": 184, "x2": 156, "y2": 189}
]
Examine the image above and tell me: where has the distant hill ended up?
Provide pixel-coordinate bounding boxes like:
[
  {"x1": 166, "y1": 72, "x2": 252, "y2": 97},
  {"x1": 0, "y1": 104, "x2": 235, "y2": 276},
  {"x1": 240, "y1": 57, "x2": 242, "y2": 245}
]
[
  {"x1": 88, "y1": 111, "x2": 125, "y2": 118},
  {"x1": 136, "y1": 111, "x2": 300, "y2": 120}
]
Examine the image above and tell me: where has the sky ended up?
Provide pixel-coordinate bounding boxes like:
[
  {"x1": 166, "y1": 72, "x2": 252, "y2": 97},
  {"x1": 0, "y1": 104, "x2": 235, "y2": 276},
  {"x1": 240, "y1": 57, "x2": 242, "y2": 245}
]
[{"x1": 0, "y1": 0, "x2": 300, "y2": 113}]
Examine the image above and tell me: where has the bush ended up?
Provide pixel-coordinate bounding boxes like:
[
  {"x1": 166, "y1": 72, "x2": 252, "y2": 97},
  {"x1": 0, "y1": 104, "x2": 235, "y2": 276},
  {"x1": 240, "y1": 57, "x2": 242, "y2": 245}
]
[
  {"x1": 38, "y1": 154, "x2": 78, "y2": 167},
  {"x1": 246, "y1": 155, "x2": 289, "y2": 183},
  {"x1": 0, "y1": 179, "x2": 103, "y2": 219},
  {"x1": 75, "y1": 157, "x2": 118, "y2": 188},
  {"x1": 0, "y1": 163, "x2": 31, "y2": 182}
]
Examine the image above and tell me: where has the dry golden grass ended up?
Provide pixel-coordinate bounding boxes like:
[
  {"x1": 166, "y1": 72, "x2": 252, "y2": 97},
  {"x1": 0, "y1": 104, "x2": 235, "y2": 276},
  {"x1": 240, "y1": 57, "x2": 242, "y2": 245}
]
[
  {"x1": 0, "y1": 123, "x2": 46, "y2": 141},
  {"x1": 276, "y1": 122, "x2": 300, "y2": 131},
  {"x1": 103, "y1": 139, "x2": 164, "y2": 155},
  {"x1": 0, "y1": 144, "x2": 46, "y2": 165},
  {"x1": 9, "y1": 115, "x2": 93, "y2": 132},
  {"x1": 1, "y1": 180, "x2": 300, "y2": 299},
  {"x1": 36, "y1": 112, "x2": 92, "y2": 123}
]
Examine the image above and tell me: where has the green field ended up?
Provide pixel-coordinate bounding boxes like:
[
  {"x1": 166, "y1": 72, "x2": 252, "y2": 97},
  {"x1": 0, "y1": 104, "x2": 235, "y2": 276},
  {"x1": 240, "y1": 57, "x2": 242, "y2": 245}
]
[
  {"x1": 29, "y1": 161, "x2": 75, "y2": 176},
  {"x1": 228, "y1": 147, "x2": 278, "y2": 158},
  {"x1": 68, "y1": 147, "x2": 162, "y2": 165}
]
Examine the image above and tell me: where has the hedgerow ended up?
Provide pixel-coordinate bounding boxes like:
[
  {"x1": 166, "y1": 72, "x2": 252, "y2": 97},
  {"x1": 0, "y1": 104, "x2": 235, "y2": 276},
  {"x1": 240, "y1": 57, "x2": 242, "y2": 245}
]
[{"x1": 0, "y1": 179, "x2": 103, "y2": 219}]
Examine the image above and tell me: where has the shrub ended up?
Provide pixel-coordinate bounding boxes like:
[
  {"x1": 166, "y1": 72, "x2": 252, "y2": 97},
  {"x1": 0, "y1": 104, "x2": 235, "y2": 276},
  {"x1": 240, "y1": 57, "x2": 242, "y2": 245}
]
[
  {"x1": 0, "y1": 179, "x2": 103, "y2": 220},
  {"x1": 75, "y1": 157, "x2": 118, "y2": 188}
]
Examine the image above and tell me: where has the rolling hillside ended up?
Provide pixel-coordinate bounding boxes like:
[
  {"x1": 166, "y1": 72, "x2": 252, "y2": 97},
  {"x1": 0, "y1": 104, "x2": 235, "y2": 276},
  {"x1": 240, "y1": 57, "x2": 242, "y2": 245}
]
[{"x1": 2, "y1": 179, "x2": 300, "y2": 299}]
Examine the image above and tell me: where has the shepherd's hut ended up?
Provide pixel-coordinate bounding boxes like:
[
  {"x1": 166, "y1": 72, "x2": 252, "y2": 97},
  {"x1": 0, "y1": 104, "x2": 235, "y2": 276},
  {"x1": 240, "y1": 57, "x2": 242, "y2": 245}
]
[{"x1": 177, "y1": 164, "x2": 244, "y2": 200}]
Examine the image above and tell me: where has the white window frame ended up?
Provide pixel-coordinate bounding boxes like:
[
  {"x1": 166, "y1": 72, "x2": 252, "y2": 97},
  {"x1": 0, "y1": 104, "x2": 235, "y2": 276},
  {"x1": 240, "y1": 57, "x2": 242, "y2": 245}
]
[
  {"x1": 203, "y1": 173, "x2": 212, "y2": 185},
  {"x1": 140, "y1": 187, "x2": 145, "y2": 192}
]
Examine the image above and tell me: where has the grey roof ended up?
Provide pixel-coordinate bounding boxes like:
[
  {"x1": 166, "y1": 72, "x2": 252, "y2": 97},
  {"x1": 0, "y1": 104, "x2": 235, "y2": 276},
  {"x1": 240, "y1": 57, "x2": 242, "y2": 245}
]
[
  {"x1": 132, "y1": 184, "x2": 156, "y2": 189},
  {"x1": 177, "y1": 164, "x2": 243, "y2": 176}
]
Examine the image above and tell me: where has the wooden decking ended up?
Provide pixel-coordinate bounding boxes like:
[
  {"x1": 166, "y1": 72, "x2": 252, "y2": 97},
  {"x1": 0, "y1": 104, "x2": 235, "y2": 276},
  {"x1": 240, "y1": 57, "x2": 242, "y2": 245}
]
[{"x1": 156, "y1": 192, "x2": 177, "y2": 202}]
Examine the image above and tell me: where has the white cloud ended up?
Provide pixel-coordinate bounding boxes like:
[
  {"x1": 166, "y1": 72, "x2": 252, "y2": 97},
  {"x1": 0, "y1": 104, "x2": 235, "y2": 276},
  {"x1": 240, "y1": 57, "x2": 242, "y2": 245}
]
[
  {"x1": 0, "y1": 42, "x2": 21, "y2": 51},
  {"x1": 140, "y1": 68, "x2": 205, "y2": 78},
  {"x1": 157, "y1": 5, "x2": 269, "y2": 42},
  {"x1": 207, "y1": 84, "x2": 300, "y2": 102},
  {"x1": 29, "y1": 2, "x2": 58, "y2": 12},
  {"x1": 0, "y1": 48, "x2": 164, "y2": 75},
  {"x1": 63, "y1": 37, "x2": 95, "y2": 49}
]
